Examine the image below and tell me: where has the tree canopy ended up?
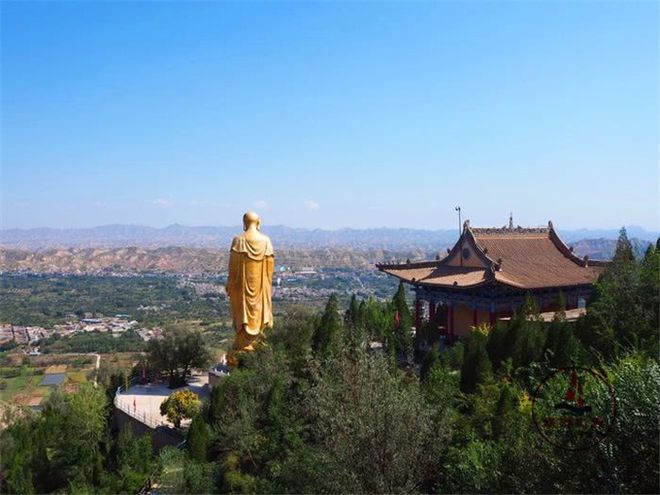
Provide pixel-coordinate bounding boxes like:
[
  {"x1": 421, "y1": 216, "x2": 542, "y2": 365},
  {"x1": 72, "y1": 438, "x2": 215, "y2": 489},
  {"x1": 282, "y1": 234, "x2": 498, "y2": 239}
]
[
  {"x1": 1, "y1": 233, "x2": 658, "y2": 494},
  {"x1": 148, "y1": 325, "x2": 211, "y2": 388}
]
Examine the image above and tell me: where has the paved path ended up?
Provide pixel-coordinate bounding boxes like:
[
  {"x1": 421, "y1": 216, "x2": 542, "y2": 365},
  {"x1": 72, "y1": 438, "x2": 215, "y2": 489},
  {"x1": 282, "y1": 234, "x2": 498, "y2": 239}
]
[
  {"x1": 67, "y1": 352, "x2": 101, "y2": 387},
  {"x1": 115, "y1": 374, "x2": 209, "y2": 428},
  {"x1": 89, "y1": 353, "x2": 100, "y2": 387}
]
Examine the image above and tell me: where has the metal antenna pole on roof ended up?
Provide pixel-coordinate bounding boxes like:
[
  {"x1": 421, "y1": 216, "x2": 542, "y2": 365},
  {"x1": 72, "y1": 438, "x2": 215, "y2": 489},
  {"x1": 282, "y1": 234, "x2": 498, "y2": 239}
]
[
  {"x1": 455, "y1": 206, "x2": 462, "y2": 237},
  {"x1": 455, "y1": 206, "x2": 463, "y2": 266}
]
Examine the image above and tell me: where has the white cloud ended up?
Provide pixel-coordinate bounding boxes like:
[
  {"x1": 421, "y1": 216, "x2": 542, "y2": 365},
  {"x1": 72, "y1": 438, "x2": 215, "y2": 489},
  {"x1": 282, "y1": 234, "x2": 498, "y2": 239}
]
[
  {"x1": 151, "y1": 198, "x2": 173, "y2": 208},
  {"x1": 93, "y1": 201, "x2": 107, "y2": 208},
  {"x1": 253, "y1": 199, "x2": 268, "y2": 209},
  {"x1": 304, "y1": 200, "x2": 320, "y2": 210},
  {"x1": 13, "y1": 201, "x2": 30, "y2": 208}
]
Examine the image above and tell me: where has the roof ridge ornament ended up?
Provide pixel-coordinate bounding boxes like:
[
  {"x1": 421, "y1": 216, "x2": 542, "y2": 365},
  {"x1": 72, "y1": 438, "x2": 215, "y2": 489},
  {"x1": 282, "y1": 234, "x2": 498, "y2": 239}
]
[
  {"x1": 471, "y1": 226, "x2": 548, "y2": 235},
  {"x1": 509, "y1": 212, "x2": 514, "y2": 230},
  {"x1": 463, "y1": 219, "x2": 470, "y2": 232}
]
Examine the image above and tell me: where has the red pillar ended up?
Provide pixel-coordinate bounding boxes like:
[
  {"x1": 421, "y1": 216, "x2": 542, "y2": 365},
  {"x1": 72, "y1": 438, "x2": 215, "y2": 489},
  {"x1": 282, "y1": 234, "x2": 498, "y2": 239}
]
[
  {"x1": 473, "y1": 308, "x2": 478, "y2": 327},
  {"x1": 429, "y1": 302, "x2": 436, "y2": 325},
  {"x1": 415, "y1": 298, "x2": 422, "y2": 330},
  {"x1": 489, "y1": 311, "x2": 496, "y2": 326}
]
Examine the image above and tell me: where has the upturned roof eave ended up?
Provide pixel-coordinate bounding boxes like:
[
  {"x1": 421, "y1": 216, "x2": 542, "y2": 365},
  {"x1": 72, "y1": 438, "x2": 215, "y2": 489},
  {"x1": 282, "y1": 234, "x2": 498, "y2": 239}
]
[
  {"x1": 378, "y1": 265, "x2": 601, "y2": 291},
  {"x1": 376, "y1": 265, "x2": 493, "y2": 289},
  {"x1": 376, "y1": 220, "x2": 609, "y2": 290}
]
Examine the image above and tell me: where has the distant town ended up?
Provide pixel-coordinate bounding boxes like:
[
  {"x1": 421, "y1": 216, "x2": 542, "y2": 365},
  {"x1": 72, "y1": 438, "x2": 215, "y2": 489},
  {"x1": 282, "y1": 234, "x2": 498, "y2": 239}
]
[{"x1": 0, "y1": 315, "x2": 163, "y2": 351}]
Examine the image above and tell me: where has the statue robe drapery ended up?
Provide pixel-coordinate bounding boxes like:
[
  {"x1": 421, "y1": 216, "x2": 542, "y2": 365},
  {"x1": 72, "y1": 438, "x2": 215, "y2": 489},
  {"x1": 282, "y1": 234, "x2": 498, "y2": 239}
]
[{"x1": 227, "y1": 233, "x2": 274, "y2": 336}]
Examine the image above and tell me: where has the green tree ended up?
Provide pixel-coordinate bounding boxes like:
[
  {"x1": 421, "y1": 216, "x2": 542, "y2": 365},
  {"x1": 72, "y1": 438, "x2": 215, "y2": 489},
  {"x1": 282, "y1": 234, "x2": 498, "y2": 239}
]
[
  {"x1": 593, "y1": 355, "x2": 659, "y2": 493},
  {"x1": 344, "y1": 294, "x2": 366, "y2": 352},
  {"x1": 148, "y1": 326, "x2": 211, "y2": 388},
  {"x1": 269, "y1": 305, "x2": 316, "y2": 376},
  {"x1": 420, "y1": 348, "x2": 440, "y2": 383},
  {"x1": 345, "y1": 294, "x2": 360, "y2": 328},
  {"x1": 391, "y1": 282, "x2": 413, "y2": 362},
  {"x1": 160, "y1": 389, "x2": 202, "y2": 428},
  {"x1": 638, "y1": 243, "x2": 660, "y2": 349},
  {"x1": 486, "y1": 322, "x2": 508, "y2": 370},
  {"x1": 442, "y1": 439, "x2": 501, "y2": 493},
  {"x1": 304, "y1": 354, "x2": 449, "y2": 493},
  {"x1": 312, "y1": 294, "x2": 344, "y2": 359},
  {"x1": 45, "y1": 385, "x2": 108, "y2": 488},
  {"x1": 187, "y1": 414, "x2": 210, "y2": 462},
  {"x1": 491, "y1": 384, "x2": 517, "y2": 440},
  {"x1": 613, "y1": 226, "x2": 635, "y2": 262},
  {"x1": 577, "y1": 227, "x2": 651, "y2": 358},
  {"x1": 550, "y1": 323, "x2": 581, "y2": 367},
  {"x1": 115, "y1": 425, "x2": 154, "y2": 493},
  {"x1": 0, "y1": 414, "x2": 40, "y2": 494},
  {"x1": 460, "y1": 331, "x2": 493, "y2": 394}
]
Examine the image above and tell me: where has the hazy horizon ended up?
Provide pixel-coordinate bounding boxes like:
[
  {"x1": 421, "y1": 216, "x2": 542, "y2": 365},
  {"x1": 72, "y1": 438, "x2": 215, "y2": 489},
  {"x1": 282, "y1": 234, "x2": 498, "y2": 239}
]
[
  {"x1": 0, "y1": 217, "x2": 660, "y2": 233},
  {"x1": 2, "y1": 220, "x2": 658, "y2": 233}
]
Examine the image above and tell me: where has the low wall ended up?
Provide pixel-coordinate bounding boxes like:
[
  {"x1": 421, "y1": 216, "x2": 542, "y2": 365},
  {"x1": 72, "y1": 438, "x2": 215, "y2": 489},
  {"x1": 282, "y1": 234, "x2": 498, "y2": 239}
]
[
  {"x1": 113, "y1": 407, "x2": 184, "y2": 451},
  {"x1": 113, "y1": 384, "x2": 184, "y2": 451}
]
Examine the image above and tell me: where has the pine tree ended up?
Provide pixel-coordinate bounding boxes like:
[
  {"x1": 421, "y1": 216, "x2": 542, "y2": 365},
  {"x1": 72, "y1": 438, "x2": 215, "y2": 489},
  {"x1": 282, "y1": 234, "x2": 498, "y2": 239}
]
[
  {"x1": 420, "y1": 348, "x2": 440, "y2": 382},
  {"x1": 543, "y1": 320, "x2": 561, "y2": 363},
  {"x1": 613, "y1": 227, "x2": 635, "y2": 262},
  {"x1": 486, "y1": 323, "x2": 507, "y2": 370},
  {"x1": 312, "y1": 294, "x2": 344, "y2": 358},
  {"x1": 543, "y1": 298, "x2": 566, "y2": 362},
  {"x1": 187, "y1": 415, "x2": 209, "y2": 462},
  {"x1": 391, "y1": 282, "x2": 413, "y2": 362},
  {"x1": 551, "y1": 324, "x2": 580, "y2": 367},
  {"x1": 492, "y1": 385, "x2": 517, "y2": 440},
  {"x1": 499, "y1": 315, "x2": 520, "y2": 366},
  {"x1": 508, "y1": 295, "x2": 545, "y2": 368},
  {"x1": 554, "y1": 292, "x2": 566, "y2": 322},
  {"x1": 345, "y1": 294, "x2": 360, "y2": 328},
  {"x1": 582, "y1": 226, "x2": 645, "y2": 355},
  {"x1": 391, "y1": 282, "x2": 412, "y2": 325},
  {"x1": 460, "y1": 333, "x2": 493, "y2": 394},
  {"x1": 344, "y1": 294, "x2": 365, "y2": 351},
  {"x1": 639, "y1": 243, "x2": 660, "y2": 348}
]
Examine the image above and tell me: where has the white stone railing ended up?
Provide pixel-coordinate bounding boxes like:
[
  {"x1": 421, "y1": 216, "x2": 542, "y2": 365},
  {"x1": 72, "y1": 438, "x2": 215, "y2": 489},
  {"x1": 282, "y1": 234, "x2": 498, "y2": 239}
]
[{"x1": 114, "y1": 385, "x2": 170, "y2": 430}]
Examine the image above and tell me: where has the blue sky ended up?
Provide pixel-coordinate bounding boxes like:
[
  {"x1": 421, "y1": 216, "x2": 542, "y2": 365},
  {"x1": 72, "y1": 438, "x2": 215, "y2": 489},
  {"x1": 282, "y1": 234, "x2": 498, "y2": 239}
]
[{"x1": 1, "y1": 1, "x2": 657, "y2": 230}]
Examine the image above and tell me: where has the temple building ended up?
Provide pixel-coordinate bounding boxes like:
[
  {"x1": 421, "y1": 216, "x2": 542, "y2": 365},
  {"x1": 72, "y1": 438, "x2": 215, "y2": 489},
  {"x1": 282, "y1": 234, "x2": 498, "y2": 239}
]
[{"x1": 377, "y1": 218, "x2": 608, "y2": 346}]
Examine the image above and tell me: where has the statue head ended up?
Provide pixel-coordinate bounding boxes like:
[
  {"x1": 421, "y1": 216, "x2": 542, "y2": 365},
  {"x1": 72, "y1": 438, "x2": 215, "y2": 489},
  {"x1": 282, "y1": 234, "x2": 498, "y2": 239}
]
[{"x1": 243, "y1": 211, "x2": 260, "y2": 231}]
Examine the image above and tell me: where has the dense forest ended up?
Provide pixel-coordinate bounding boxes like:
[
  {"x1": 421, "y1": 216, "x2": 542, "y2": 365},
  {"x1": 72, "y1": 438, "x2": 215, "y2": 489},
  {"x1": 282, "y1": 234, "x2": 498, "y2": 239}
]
[{"x1": 1, "y1": 230, "x2": 658, "y2": 494}]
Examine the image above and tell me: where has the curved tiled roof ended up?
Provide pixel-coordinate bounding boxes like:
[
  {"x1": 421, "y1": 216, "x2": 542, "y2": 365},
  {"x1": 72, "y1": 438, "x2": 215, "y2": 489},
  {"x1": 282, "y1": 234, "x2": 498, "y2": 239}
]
[
  {"x1": 376, "y1": 221, "x2": 608, "y2": 290},
  {"x1": 376, "y1": 263, "x2": 490, "y2": 288}
]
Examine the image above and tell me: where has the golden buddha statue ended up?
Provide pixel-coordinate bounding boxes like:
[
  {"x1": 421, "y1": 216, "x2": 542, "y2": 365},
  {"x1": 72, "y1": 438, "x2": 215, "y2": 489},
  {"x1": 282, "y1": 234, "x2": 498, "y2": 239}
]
[{"x1": 226, "y1": 212, "x2": 274, "y2": 367}]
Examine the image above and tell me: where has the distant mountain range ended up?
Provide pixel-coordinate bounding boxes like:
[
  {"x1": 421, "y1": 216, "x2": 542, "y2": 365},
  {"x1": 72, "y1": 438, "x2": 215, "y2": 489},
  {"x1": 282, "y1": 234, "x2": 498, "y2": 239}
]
[
  {"x1": 0, "y1": 238, "x2": 652, "y2": 275},
  {"x1": 0, "y1": 246, "x2": 428, "y2": 274},
  {"x1": 1, "y1": 224, "x2": 657, "y2": 251},
  {"x1": 0, "y1": 224, "x2": 655, "y2": 275}
]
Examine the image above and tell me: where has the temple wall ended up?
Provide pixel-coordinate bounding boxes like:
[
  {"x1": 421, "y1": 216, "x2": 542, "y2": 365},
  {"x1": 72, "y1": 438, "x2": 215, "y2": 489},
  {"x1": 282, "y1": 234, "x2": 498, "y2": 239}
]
[
  {"x1": 453, "y1": 304, "x2": 473, "y2": 337},
  {"x1": 453, "y1": 305, "x2": 492, "y2": 337},
  {"x1": 476, "y1": 309, "x2": 491, "y2": 327}
]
